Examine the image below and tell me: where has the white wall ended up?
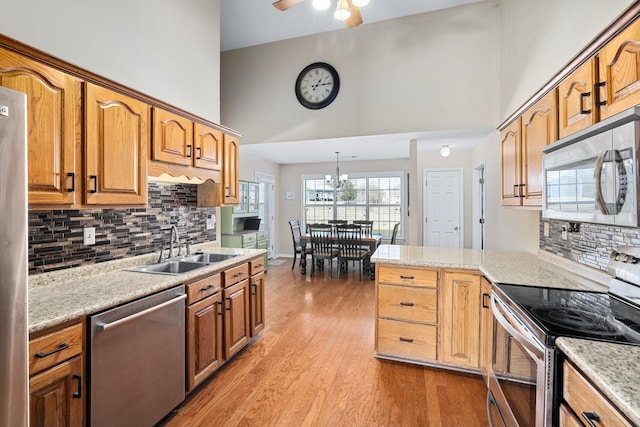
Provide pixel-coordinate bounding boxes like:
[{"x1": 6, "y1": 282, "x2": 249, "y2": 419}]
[
  {"x1": 1, "y1": 0, "x2": 221, "y2": 122},
  {"x1": 499, "y1": 0, "x2": 634, "y2": 121},
  {"x1": 221, "y1": 1, "x2": 500, "y2": 145}
]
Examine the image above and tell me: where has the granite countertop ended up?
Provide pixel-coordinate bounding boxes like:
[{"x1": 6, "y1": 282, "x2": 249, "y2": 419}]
[
  {"x1": 28, "y1": 242, "x2": 266, "y2": 334},
  {"x1": 557, "y1": 338, "x2": 640, "y2": 426},
  {"x1": 371, "y1": 245, "x2": 608, "y2": 291}
]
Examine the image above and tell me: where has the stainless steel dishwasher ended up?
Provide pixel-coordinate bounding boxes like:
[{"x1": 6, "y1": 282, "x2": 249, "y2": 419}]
[{"x1": 88, "y1": 285, "x2": 186, "y2": 427}]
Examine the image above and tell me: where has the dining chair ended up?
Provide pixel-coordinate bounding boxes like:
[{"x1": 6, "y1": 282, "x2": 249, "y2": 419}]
[
  {"x1": 308, "y1": 223, "x2": 340, "y2": 278},
  {"x1": 327, "y1": 219, "x2": 348, "y2": 235},
  {"x1": 390, "y1": 222, "x2": 401, "y2": 244},
  {"x1": 352, "y1": 220, "x2": 373, "y2": 237},
  {"x1": 336, "y1": 224, "x2": 370, "y2": 281},
  {"x1": 289, "y1": 219, "x2": 310, "y2": 270}
]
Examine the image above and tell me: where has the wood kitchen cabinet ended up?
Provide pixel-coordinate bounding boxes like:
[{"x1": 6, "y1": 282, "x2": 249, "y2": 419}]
[
  {"x1": 152, "y1": 107, "x2": 194, "y2": 166},
  {"x1": 223, "y1": 134, "x2": 240, "y2": 205},
  {"x1": 501, "y1": 90, "x2": 556, "y2": 207},
  {"x1": 29, "y1": 323, "x2": 84, "y2": 427},
  {"x1": 85, "y1": 83, "x2": 149, "y2": 205},
  {"x1": 562, "y1": 361, "x2": 632, "y2": 427},
  {"x1": 598, "y1": 19, "x2": 640, "y2": 121},
  {"x1": 500, "y1": 118, "x2": 522, "y2": 206},
  {"x1": 222, "y1": 263, "x2": 250, "y2": 359},
  {"x1": 249, "y1": 257, "x2": 266, "y2": 337},
  {"x1": 193, "y1": 122, "x2": 223, "y2": 171},
  {"x1": 439, "y1": 270, "x2": 481, "y2": 369},
  {"x1": 186, "y1": 273, "x2": 224, "y2": 392},
  {"x1": 375, "y1": 265, "x2": 439, "y2": 363},
  {"x1": 0, "y1": 47, "x2": 81, "y2": 207},
  {"x1": 558, "y1": 58, "x2": 598, "y2": 139},
  {"x1": 479, "y1": 276, "x2": 493, "y2": 387}
]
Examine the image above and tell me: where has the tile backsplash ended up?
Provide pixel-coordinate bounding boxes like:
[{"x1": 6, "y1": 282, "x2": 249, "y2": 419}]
[
  {"x1": 539, "y1": 214, "x2": 640, "y2": 271},
  {"x1": 29, "y1": 182, "x2": 217, "y2": 275}
]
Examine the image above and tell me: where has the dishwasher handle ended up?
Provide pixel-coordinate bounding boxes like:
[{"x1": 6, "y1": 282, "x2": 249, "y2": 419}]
[{"x1": 95, "y1": 294, "x2": 186, "y2": 332}]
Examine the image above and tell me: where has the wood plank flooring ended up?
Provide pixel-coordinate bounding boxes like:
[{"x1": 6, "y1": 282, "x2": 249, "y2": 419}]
[{"x1": 158, "y1": 260, "x2": 489, "y2": 427}]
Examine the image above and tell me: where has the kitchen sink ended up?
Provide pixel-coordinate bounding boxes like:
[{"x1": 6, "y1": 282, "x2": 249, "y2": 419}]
[
  {"x1": 125, "y1": 260, "x2": 209, "y2": 276},
  {"x1": 179, "y1": 252, "x2": 239, "y2": 263}
]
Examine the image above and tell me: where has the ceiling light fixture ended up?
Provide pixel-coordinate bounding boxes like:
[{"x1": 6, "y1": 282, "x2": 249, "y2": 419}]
[
  {"x1": 440, "y1": 145, "x2": 451, "y2": 158},
  {"x1": 312, "y1": 0, "x2": 331, "y2": 10},
  {"x1": 334, "y1": 0, "x2": 351, "y2": 21},
  {"x1": 326, "y1": 151, "x2": 349, "y2": 189},
  {"x1": 351, "y1": 0, "x2": 370, "y2": 6}
]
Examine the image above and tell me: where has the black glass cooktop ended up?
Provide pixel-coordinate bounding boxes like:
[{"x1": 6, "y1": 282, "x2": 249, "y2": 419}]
[{"x1": 494, "y1": 283, "x2": 640, "y2": 345}]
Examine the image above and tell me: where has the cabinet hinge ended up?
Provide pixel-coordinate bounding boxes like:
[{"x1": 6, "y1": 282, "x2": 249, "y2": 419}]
[{"x1": 479, "y1": 178, "x2": 485, "y2": 184}]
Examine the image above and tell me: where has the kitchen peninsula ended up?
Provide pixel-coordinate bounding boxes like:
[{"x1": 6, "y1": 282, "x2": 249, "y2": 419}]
[{"x1": 371, "y1": 244, "x2": 640, "y2": 426}]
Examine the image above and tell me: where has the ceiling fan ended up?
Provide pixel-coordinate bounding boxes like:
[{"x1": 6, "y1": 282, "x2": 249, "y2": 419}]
[{"x1": 272, "y1": 0, "x2": 367, "y2": 28}]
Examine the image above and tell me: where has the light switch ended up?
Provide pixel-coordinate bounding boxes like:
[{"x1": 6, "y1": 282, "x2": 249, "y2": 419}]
[
  {"x1": 206, "y1": 215, "x2": 216, "y2": 230},
  {"x1": 84, "y1": 227, "x2": 96, "y2": 245}
]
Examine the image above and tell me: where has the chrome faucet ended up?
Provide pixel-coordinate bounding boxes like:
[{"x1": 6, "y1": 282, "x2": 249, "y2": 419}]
[{"x1": 169, "y1": 225, "x2": 181, "y2": 258}]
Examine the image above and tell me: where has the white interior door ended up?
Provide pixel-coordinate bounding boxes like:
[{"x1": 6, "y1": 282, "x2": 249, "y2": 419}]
[
  {"x1": 423, "y1": 168, "x2": 463, "y2": 248},
  {"x1": 255, "y1": 172, "x2": 275, "y2": 259}
]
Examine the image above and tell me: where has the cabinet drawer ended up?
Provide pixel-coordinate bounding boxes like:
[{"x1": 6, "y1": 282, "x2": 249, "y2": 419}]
[
  {"x1": 559, "y1": 404, "x2": 582, "y2": 427},
  {"x1": 223, "y1": 263, "x2": 249, "y2": 287},
  {"x1": 377, "y1": 318, "x2": 437, "y2": 361},
  {"x1": 378, "y1": 266, "x2": 437, "y2": 288},
  {"x1": 242, "y1": 234, "x2": 257, "y2": 245},
  {"x1": 250, "y1": 257, "x2": 265, "y2": 275},
  {"x1": 563, "y1": 362, "x2": 632, "y2": 427},
  {"x1": 29, "y1": 323, "x2": 83, "y2": 375},
  {"x1": 378, "y1": 284, "x2": 437, "y2": 324},
  {"x1": 186, "y1": 273, "x2": 221, "y2": 304},
  {"x1": 256, "y1": 231, "x2": 268, "y2": 241}
]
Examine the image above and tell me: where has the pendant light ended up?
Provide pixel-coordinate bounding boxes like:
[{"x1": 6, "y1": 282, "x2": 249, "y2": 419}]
[{"x1": 326, "y1": 152, "x2": 349, "y2": 189}]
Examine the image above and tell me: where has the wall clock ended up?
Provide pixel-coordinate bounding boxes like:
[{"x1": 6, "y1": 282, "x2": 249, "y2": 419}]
[{"x1": 295, "y1": 62, "x2": 340, "y2": 110}]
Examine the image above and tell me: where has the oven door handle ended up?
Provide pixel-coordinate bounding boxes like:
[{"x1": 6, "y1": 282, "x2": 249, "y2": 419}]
[{"x1": 491, "y1": 294, "x2": 544, "y2": 358}]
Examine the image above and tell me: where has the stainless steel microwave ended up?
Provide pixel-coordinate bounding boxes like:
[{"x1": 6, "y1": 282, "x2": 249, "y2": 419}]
[{"x1": 542, "y1": 106, "x2": 640, "y2": 226}]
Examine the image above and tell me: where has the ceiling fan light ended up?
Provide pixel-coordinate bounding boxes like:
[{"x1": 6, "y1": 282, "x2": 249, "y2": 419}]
[
  {"x1": 440, "y1": 145, "x2": 451, "y2": 158},
  {"x1": 352, "y1": 0, "x2": 370, "y2": 7},
  {"x1": 312, "y1": 0, "x2": 331, "y2": 10},
  {"x1": 334, "y1": 0, "x2": 351, "y2": 21}
]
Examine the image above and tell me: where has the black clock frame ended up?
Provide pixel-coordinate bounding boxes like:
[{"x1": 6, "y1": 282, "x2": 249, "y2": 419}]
[{"x1": 295, "y1": 62, "x2": 340, "y2": 110}]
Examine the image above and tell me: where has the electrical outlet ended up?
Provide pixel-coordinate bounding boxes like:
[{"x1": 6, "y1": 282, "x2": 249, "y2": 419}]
[
  {"x1": 543, "y1": 222, "x2": 550, "y2": 237},
  {"x1": 561, "y1": 227, "x2": 568, "y2": 240},
  {"x1": 206, "y1": 215, "x2": 216, "y2": 230},
  {"x1": 84, "y1": 227, "x2": 96, "y2": 245}
]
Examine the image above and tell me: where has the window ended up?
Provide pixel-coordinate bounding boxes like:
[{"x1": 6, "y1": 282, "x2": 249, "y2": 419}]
[{"x1": 302, "y1": 172, "x2": 403, "y2": 239}]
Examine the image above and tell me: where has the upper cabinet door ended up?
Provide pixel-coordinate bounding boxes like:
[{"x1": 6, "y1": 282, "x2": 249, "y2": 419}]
[
  {"x1": 223, "y1": 134, "x2": 240, "y2": 205},
  {"x1": 558, "y1": 58, "x2": 597, "y2": 139},
  {"x1": 521, "y1": 90, "x2": 557, "y2": 206},
  {"x1": 194, "y1": 123, "x2": 222, "y2": 170},
  {"x1": 500, "y1": 118, "x2": 522, "y2": 206},
  {"x1": 598, "y1": 19, "x2": 640, "y2": 120},
  {"x1": 152, "y1": 107, "x2": 193, "y2": 166},
  {"x1": 0, "y1": 48, "x2": 81, "y2": 207},
  {"x1": 85, "y1": 83, "x2": 149, "y2": 205}
]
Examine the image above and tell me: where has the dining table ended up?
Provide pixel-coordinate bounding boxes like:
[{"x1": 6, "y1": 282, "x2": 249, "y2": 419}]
[{"x1": 299, "y1": 233, "x2": 382, "y2": 278}]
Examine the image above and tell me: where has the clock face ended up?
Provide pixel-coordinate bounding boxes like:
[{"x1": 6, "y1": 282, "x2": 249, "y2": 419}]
[{"x1": 295, "y1": 62, "x2": 340, "y2": 110}]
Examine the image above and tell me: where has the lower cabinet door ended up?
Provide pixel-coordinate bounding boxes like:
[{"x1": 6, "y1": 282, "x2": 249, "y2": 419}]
[
  {"x1": 187, "y1": 293, "x2": 223, "y2": 392},
  {"x1": 250, "y1": 271, "x2": 265, "y2": 337},
  {"x1": 223, "y1": 279, "x2": 250, "y2": 359},
  {"x1": 29, "y1": 356, "x2": 83, "y2": 427},
  {"x1": 376, "y1": 318, "x2": 437, "y2": 362}
]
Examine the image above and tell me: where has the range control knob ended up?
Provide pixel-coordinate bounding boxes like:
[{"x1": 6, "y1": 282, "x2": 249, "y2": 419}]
[{"x1": 611, "y1": 250, "x2": 620, "y2": 260}]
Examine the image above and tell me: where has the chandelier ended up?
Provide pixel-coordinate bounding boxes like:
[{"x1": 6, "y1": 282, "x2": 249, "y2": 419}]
[{"x1": 326, "y1": 151, "x2": 349, "y2": 189}]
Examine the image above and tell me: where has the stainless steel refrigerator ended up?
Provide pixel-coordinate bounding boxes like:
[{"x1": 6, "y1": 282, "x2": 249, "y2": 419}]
[{"x1": 0, "y1": 86, "x2": 28, "y2": 426}]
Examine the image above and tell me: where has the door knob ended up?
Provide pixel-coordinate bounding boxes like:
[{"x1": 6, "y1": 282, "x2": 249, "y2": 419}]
[{"x1": 454, "y1": 226, "x2": 459, "y2": 231}]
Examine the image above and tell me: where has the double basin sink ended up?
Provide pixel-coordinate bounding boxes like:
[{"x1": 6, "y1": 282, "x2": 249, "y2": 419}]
[{"x1": 125, "y1": 252, "x2": 239, "y2": 276}]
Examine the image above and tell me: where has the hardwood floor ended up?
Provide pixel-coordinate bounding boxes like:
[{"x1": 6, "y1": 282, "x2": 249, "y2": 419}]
[{"x1": 158, "y1": 260, "x2": 489, "y2": 427}]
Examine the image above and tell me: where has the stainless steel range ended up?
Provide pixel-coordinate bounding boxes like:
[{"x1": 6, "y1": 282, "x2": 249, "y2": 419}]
[{"x1": 487, "y1": 246, "x2": 640, "y2": 427}]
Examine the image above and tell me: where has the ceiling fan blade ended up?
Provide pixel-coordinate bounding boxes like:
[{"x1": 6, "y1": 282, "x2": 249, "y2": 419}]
[
  {"x1": 345, "y1": 1, "x2": 363, "y2": 28},
  {"x1": 272, "y1": 0, "x2": 304, "y2": 11}
]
